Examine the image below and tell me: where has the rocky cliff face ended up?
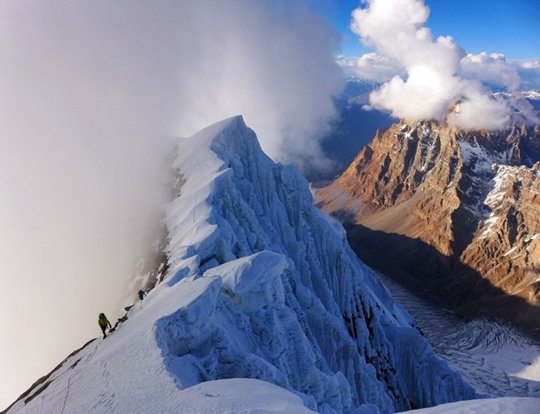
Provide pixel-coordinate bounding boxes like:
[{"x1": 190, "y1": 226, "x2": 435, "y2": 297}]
[
  {"x1": 317, "y1": 114, "x2": 540, "y2": 332},
  {"x1": 462, "y1": 163, "x2": 540, "y2": 310}
]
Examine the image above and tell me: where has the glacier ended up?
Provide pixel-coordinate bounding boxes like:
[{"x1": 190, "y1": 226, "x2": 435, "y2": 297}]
[
  {"x1": 378, "y1": 271, "x2": 540, "y2": 399},
  {"x1": 4, "y1": 116, "x2": 476, "y2": 414}
]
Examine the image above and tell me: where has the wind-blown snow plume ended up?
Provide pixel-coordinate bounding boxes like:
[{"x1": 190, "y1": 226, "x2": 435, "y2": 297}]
[
  {"x1": 350, "y1": 0, "x2": 532, "y2": 130},
  {"x1": 0, "y1": 0, "x2": 342, "y2": 408}
]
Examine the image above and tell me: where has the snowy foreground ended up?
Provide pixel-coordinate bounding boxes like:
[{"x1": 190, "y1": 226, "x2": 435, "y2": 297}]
[{"x1": 6, "y1": 116, "x2": 505, "y2": 413}]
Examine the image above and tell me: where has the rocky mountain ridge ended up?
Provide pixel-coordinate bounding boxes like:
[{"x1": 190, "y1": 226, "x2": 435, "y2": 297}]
[{"x1": 317, "y1": 106, "x2": 540, "y2": 332}]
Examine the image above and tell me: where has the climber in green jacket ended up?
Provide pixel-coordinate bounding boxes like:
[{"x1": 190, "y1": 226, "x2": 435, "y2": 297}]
[{"x1": 98, "y1": 313, "x2": 112, "y2": 338}]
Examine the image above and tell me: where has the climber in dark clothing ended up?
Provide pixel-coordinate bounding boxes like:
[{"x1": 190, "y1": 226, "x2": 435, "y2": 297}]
[
  {"x1": 138, "y1": 289, "x2": 146, "y2": 300},
  {"x1": 98, "y1": 313, "x2": 112, "y2": 338}
]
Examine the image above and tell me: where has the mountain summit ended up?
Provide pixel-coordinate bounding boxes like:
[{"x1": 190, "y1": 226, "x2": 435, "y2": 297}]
[{"x1": 4, "y1": 116, "x2": 475, "y2": 414}]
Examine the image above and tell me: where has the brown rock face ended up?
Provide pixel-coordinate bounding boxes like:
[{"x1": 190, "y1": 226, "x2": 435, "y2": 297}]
[{"x1": 317, "y1": 119, "x2": 540, "y2": 333}]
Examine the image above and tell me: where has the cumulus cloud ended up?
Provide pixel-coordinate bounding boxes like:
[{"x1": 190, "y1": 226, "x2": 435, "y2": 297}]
[
  {"x1": 0, "y1": 0, "x2": 342, "y2": 407},
  {"x1": 338, "y1": 53, "x2": 404, "y2": 82},
  {"x1": 460, "y1": 53, "x2": 521, "y2": 90},
  {"x1": 350, "y1": 0, "x2": 534, "y2": 130}
]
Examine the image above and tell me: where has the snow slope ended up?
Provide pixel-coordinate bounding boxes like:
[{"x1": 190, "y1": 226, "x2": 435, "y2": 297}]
[{"x1": 5, "y1": 116, "x2": 475, "y2": 414}]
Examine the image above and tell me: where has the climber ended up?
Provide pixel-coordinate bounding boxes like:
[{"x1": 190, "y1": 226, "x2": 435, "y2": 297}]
[
  {"x1": 138, "y1": 289, "x2": 146, "y2": 301},
  {"x1": 98, "y1": 313, "x2": 112, "y2": 338}
]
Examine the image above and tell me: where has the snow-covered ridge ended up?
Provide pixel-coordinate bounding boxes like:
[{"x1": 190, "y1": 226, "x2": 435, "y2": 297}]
[
  {"x1": 162, "y1": 116, "x2": 476, "y2": 412},
  {"x1": 521, "y1": 90, "x2": 540, "y2": 101},
  {"x1": 5, "y1": 116, "x2": 475, "y2": 414}
]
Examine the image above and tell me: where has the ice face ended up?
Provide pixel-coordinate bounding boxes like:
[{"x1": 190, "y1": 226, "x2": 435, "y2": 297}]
[{"x1": 160, "y1": 116, "x2": 476, "y2": 413}]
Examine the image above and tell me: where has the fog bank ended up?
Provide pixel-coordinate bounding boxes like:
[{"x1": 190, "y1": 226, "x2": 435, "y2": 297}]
[{"x1": 0, "y1": 0, "x2": 342, "y2": 408}]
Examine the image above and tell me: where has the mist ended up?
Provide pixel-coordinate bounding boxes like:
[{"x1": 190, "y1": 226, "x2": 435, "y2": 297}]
[{"x1": 0, "y1": 0, "x2": 342, "y2": 408}]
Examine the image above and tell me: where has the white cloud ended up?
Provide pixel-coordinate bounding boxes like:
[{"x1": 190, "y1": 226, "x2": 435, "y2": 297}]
[
  {"x1": 349, "y1": 0, "x2": 535, "y2": 130},
  {"x1": 0, "y1": 0, "x2": 342, "y2": 408},
  {"x1": 448, "y1": 88, "x2": 512, "y2": 130},
  {"x1": 522, "y1": 61, "x2": 540, "y2": 69},
  {"x1": 460, "y1": 53, "x2": 521, "y2": 90},
  {"x1": 338, "y1": 53, "x2": 404, "y2": 82}
]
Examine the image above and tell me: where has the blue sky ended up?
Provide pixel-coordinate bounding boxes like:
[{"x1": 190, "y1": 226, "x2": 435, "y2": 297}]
[{"x1": 310, "y1": 0, "x2": 540, "y2": 60}]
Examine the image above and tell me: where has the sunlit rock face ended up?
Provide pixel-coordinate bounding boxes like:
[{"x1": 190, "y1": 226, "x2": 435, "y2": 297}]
[{"x1": 317, "y1": 105, "x2": 540, "y2": 331}]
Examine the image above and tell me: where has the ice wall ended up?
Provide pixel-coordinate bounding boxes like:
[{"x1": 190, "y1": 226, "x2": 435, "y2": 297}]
[{"x1": 161, "y1": 116, "x2": 476, "y2": 412}]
